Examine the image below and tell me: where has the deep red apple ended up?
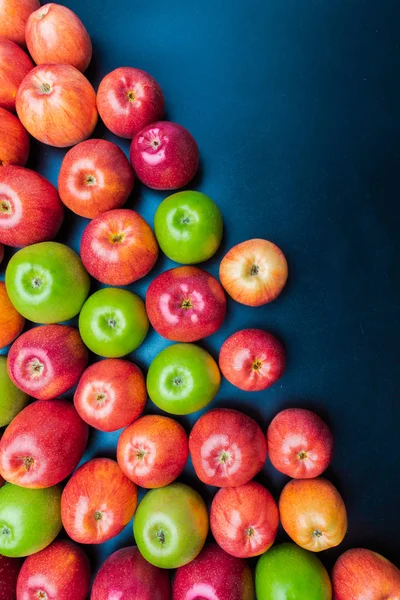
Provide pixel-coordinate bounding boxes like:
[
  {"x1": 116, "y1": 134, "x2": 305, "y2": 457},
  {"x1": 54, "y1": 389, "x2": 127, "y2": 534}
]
[
  {"x1": 173, "y1": 544, "x2": 255, "y2": 600},
  {"x1": 0, "y1": 166, "x2": 64, "y2": 247},
  {"x1": 16, "y1": 539, "x2": 91, "y2": 600},
  {"x1": 80, "y1": 209, "x2": 158, "y2": 285},
  {"x1": 219, "y1": 329, "x2": 286, "y2": 392},
  {"x1": 0, "y1": 554, "x2": 21, "y2": 600},
  {"x1": 189, "y1": 408, "x2": 267, "y2": 487},
  {"x1": 130, "y1": 121, "x2": 199, "y2": 190},
  {"x1": 0, "y1": 108, "x2": 30, "y2": 167},
  {"x1": 7, "y1": 325, "x2": 88, "y2": 400},
  {"x1": 0, "y1": 243, "x2": 4, "y2": 264},
  {"x1": 97, "y1": 67, "x2": 165, "y2": 138},
  {"x1": 146, "y1": 266, "x2": 227, "y2": 342},
  {"x1": 267, "y1": 408, "x2": 334, "y2": 479},
  {"x1": 0, "y1": 40, "x2": 34, "y2": 112},
  {"x1": 0, "y1": 399, "x2": 88, "y2": 488},
  {"x1": 58, "y1": 139, "x2": 134, "y2": 218},
  {"x1": 91, "y1": 546, "x2": 171, "y2": 600}
]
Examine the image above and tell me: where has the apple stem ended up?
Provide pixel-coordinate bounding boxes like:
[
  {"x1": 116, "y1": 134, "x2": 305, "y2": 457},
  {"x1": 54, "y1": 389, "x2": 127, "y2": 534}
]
[
  {"x1": 297, "y1": 451, "x2": 308, "y2": 460},
  {"x1": 94, "y1": 511, "x2": 103, "y2": 521},
  {"x1": 1, "y1": 526, "x2": 10, "y2": 537},
  {"x1": 250, "y1": 265, "x2": 259, "y2": 276},
  {"x1": 172, "y1": 376, "x2": 183, "y2": 386},
  {"x1": 0, "y1": 200, "x2": 11, "y2": 213},
  {"x1": 312, "y1": 529, "x2": 323, "y2": 537},
  {"x1": 156, "y1": 529, "x2": 165, "y2": 544},
  {"x1": 246, "y1": 526, "x2": 255, "y2": 537},
  {"x1": 39, "y1": 83, "x2": 52, "y2": 94},
  {"x1": 23, "y1": 456, "x2": 35, "y2": 471}
]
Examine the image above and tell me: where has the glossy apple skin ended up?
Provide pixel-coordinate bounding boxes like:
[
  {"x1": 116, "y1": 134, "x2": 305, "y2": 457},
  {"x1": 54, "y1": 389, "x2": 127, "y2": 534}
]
[
  {"x1": 81, "y1": 209, "x2": 158, "y2": 285},
  {"x1": 0, "y1": 166, "x2": 64, "y2": 247},
  {"x1": 130, "y1": 121, "x2": 199, "y2": 190},
  {"x1": 16, "y1": 64, "x2": 98, "y2": 148},
  {"x1": 17, "y1": 539, "x2": 91, "y2": 600},
  {"x1": 58, "y1": 139, "x2": 134, "y2": 218},
  {"x1": 146, "y1": 267, "x2": 226, "y2": 342},
  {"x1": 61, "y1": 458, "x2": 137, "y2": 544},
  {"x1": 97, "y1": 67, "x2": 164, "y2": 138},
  {"x1": 0, "y1": 0, "x2": 39, "y2": 46},
  {"x1": 220, "y1": 239, "x2": 288, "y2": 306},
  {"x1": 173, "y1": 543, "x2": 255, "y2": 600},
  {"x1": 117, "y1": 415, "x2": 189, "y2": 488},
  {"x1": 6, "y1": 242, "x2": 90, "y2": 323},
  {"x1": 189, "y1": 408, "x2": 267, "y2": 487},
  {"x1": 255, "y1": 543, "x2": 332, "y2": 600},
  {"x1": 74, "y1": 359, "x2": 147, "y2": 432},
  {"x1": 211, "y1": 482, "x2": 279, "y2": 558},
  {"x1": 26, "y1": 3, "x2": 92, "y2": 72},
  {"x1": 332, "y1": 548, "x2": 400, "y2": 600},
  {"x1": 79, "y1": 288, "x2": 149, "y2": 357},
  {"x1": 0, "y1": 554, "x2": 21, "y2": 600},
  {"x1": 219, "y1": 328, "x2": 286, "y2": 392},
  {"x1": 267, "y1": 408, "x2": 334, "y2": 479},
  {"x1": 91, "y1": 546, "x2": 171, "y2": 600},
  {"x1": 134, "y1": 482, "x2": 208, "y2": 569},
  {"x1": 0, "y1": 108, "x2": 30, "y2": 167},
  {"x1": 147, "y1": 343, "x2": 220, "y2": 415},
  {"x1": 0, "y1": 40, "x2": 33, "y2": 112},
  {"x1": 0, "y1": 399, "x2": 88, "y2": 488},
  {"x1": 0, "y1": 483, "x2": 61, "y2": 557},
  {"x1": 279, "y1": 477, "x2": 347, "y2": 552},
  {"x1": 0, "y1": 282, "x2": 24, "y2": 348},
  {"x1": 0, "y1": 356, "x2": 28, "y2": 427},
  {"x1": 7, "y1": 325, "x2": 88, "y2": 400}
]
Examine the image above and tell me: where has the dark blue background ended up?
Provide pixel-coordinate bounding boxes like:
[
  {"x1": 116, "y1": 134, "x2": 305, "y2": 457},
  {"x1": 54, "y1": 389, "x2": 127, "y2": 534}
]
[{"x1": 2, "y1": 0, "x2": 400, "y2": 577}]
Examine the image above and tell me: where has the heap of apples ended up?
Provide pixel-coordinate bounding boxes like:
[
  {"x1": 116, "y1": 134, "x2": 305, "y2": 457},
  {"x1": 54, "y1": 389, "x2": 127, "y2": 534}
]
[{"x1": 0, "y1": 2, "x2": 399, "y2": 599}]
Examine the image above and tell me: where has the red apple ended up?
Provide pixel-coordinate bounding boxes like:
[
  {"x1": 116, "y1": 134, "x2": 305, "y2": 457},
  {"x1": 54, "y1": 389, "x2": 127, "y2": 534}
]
[
  {"x1": 189, "y1": 408, "x2": 267, "y2": 487},
  {"x1": 220, "y1": 239, "x2": 288, "y2": 306},
  {"x1": 91, "y1": 546, "x2": 171, "y2": 600},
  {"x1": 0, "y1": 0, "x2": 40, "y2": 46},
  {"x1": 0, "y1": 243, "x2": 4, "y2": 264},
  {"x1": 58, "y1": 139, "x2": 134, "y2": 218},
  {"x1": 97, "y1": 67, "x2": 165, "y2": 138},
  {"x1": 0, "y1": 166, "x2": 63, "y2": 247},
  {"x1": 173, "y1": 544, "x2": 254, "y2": 600},
  {"x1": 74, "y1": 358, "x2": 147, "y2": 432},
  {"x1": 267, "y1": 408, "x2": 334, "y2": 479},
  {"x1": 16, "y1": 64, "x2": 98, "y2": 147},
  {"x1": 0, "y1": 554, "x2": 21, "y2": 600},
  {"x1": 0, "y1": 108, "x2": 30, "y2": 167},
  {"x1": 7, "y1": 325, "x2": 88, "y2": 400},
  {"x1": 26, "y1": 3, "x2": 92, "y2": 72},
  {"x1": 130, "y1": 121, "x2": 199, "y2": 190},
  {"x1": 61, "y1": 458, "x2": 138, "y2": 544},
  {"x1": 332, "y1": 548, "x2": 400, "y2": 599},
  {"x1": 210, "y1": 482, "x2": 279, "y2": 558},
  {"x1": 219, "y1": 329, "x2": 286, "y2": 392},
  {"x1": 117, "y1": 415, "x2": 189, "y2": 488},
  {"x1": 0, "y1": 39, "x2": 34, "y2": 112},
  {"x1": 80, "y1": 209, "x2": 158, "y2": 285},
  {"x1": 0, "y1": 399, "x2": 88, "y2": 488},
  {"x1": 16, "y1": 539, "x2": 91, "y2": 600}
]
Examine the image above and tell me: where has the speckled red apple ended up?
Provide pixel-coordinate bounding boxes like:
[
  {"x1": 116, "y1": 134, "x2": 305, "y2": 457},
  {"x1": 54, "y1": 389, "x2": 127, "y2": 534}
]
[
  {"x1": 0, "y1": 108, "x2": 30, "y2": 167},
  {"x1": 0, "y1": 554, "x2": 21, "y2": 600},
  {"x1": 0, "y1": 40, "x2": 34, "y2": 112}
]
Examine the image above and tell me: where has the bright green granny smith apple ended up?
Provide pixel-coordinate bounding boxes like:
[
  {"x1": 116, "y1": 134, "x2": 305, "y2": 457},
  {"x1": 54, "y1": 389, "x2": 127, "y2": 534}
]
[
  {"x1": 154, "y1": 191, "x2": 223, "y2": 264},
  {"x1": 5, "y1": 242, "x2": 90, "y2": 324},
  {"x1": 147, "y1": 343, "x2": 220, "y2": 415},
  {"x1": 79, "y1": 287, "x2": 149, "y2": 357},
  {"x1": 0, "y1": 483, "x2": 62, "y2": 557},
  {"x1": 134, "y1": 482, "x2": 209, "y2": 569},
  {"x1": 255, "y1": 543, "x2": 332, "y2": 600},
  {"x1": 0, "y1": 355, "x2": 29, "y2": 427}
]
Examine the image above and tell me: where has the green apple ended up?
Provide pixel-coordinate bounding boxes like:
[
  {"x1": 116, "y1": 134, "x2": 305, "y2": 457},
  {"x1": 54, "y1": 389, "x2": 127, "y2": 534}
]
[
  {"x1": 0, "y1": 355, "x2": 29, "y2": 427},
  {"x1": 154, "y1": 191, "x2": 223, "y2": 264},
  {"x1": 133, "y1": 482, "x2": 208, "y2": 569},
  {"x1": 79, "y1": 288, "x2": 149, "y2": 358},
  {"x1": 5, "y1": 242, "x2": 90, "y2": 324},
  {"x1": 146, "y1": 343, "x2": 220, "y2": 415},
  {"x1": 255, "y1": 543, "x2": 332, "y2": 600},
  {"x1": 0, "y1": 483, "x2": 62, "y2": 557}
]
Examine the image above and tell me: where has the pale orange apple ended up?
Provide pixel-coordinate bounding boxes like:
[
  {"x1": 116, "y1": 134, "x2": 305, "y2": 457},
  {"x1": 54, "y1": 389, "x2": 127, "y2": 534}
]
[
  {"x1": 0, "y1": 39, "x2": 33, "y2": 112},
  {"x1": 0, "y1": 0, "x2": 40, "y2": 46}
]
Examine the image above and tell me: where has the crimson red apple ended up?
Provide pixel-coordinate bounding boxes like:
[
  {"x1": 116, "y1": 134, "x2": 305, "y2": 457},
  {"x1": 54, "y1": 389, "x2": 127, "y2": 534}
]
[
  {"x1": 8, "y1": 325, "x2": 88, "y2": 400},
  {"x1": 267, "y1": 408, "x2": 334, "y2": 478},
  {"x1": 0, "y1": 0, "x2": 40, "y2": 46},
  {"x1": 130, "y1": 121, "x2": 199, "y2": 190},
  {"x1": 61, "y1": 458, "x2": 137, "y2": 544},
  {"x1": 0, "y1": 40, "x2": 33, "y2": 112},
  {"x1": 16, "y1": 64, "x2": 98, "y2": 147},
  {"x1": 219, "y1": 329, "x2": 286, "y2": 392},
  {"x1": 0, "y1": 166, "x2": 64, "y2": 247},
  {"x1": 189, "y1": 408, "x2": 267, "y2": 487},
  {"x1": 16, "y1": 539, "x2": 91, "y2": 600},
  {"x1": 146, "y1": 266, "x2": 226, "y2": 342},
  {"x1": 0, "y1": 108, "x2": 30, "y2": 167},
  {"x1": 97, "y1": 67, "x2": 165, "y2": 138},
  {"x1": 91, "y1": 546, "x2": 171, "y2": 600},
  {"x1": 0, "y1": 554, "x2": 21, "y2": 600},
  {"x1": 26, "y1": 3, "x2": 92, "y2": 72},
  {"x1": 173, "y1": 544, "x2": 255, "y2": 600},
  {"x1": 58, "y1": 139, "x2": 134, "y2": 218},
  {"x1": 80, "y1": 209, "x2": 158, "y2": 285}
]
